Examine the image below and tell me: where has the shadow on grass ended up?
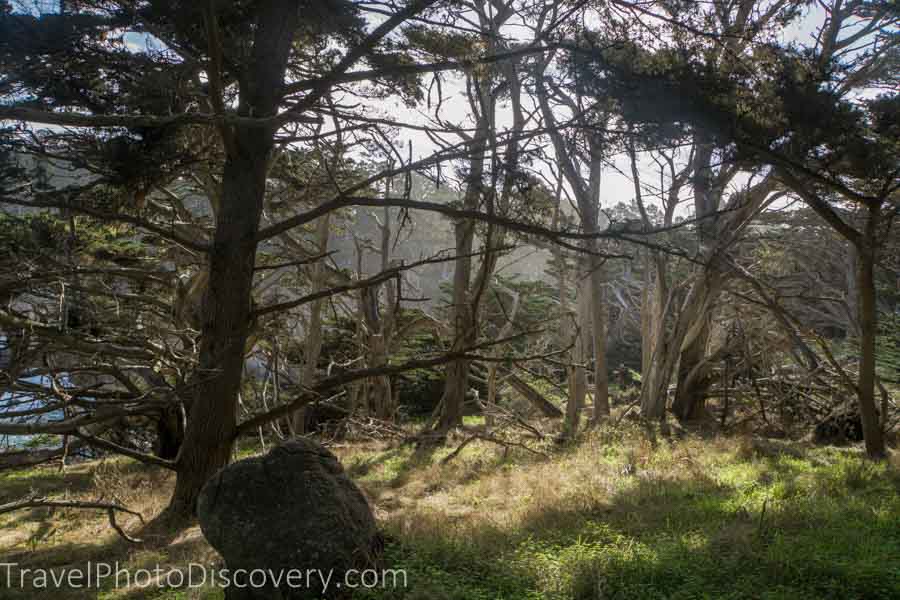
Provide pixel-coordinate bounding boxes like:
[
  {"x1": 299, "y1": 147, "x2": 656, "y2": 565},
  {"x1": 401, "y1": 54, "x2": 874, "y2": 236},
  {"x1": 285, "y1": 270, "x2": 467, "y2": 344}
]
[
  {"x1": 352, "y1": 429, "x2": 555, "y2": 507},
  {"x1": 0, "y1": 458, "x2": 160, "y2": 503},
  {"x1": 1, "y1": 465, "x2": 96, "y2": 504},
  {"x1": 367, "y1": 443, "x2": 900, "y2": 600},
  {"x1": 1, "y1": 508, "x2": 215, "y2": 600},
  {"x1": 344, "y1": 446, "x2": 411, "y2": 480}
]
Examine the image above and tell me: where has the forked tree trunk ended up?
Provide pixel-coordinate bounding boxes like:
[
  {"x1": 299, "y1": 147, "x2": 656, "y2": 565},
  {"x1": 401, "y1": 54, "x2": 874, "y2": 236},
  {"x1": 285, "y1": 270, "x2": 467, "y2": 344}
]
[
  {"x1": 639, "y1": 255, "x2": 668, "y2": 419},
  {"x1": 671, "y1": 140, "x2": 717, "y2": 421},
  {"x1": 361, "y1": 283, "x2": 394, "y2": 420},
  {"x1": 435, "y1": 1, "x2": 521, "y2": 435},
  {"x1": 642, "y1": 265, "x2": 724, "y2": 421},
  {"x1": 670, "y1": 266, "x2": 728, "y2": 421},
  {"x1": 368, "y1": 203, "x2": 397, "y2": 420},
  {"x1": 671, "y1": 319, "x2": 711, "y2": 421},
  {"x1": 639, "y1": 291, "x2": 676, "y2": 420},
  {"x1": 535, "y1": 73, "x2": 610, "y2": 423},
  {"x1": 629, "y1": 138, "x2": 679, "y2": 422}
]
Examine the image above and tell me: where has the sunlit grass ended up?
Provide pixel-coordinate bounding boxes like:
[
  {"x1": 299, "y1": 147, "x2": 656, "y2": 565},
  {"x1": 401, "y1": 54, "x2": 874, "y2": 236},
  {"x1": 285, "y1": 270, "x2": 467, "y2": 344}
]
[
  {"x1": 1, "y1": 427, "x2": 897, "y2": 599},
  {"x1": 351, "y1": 429, "x2": 900, "y2": 600}
]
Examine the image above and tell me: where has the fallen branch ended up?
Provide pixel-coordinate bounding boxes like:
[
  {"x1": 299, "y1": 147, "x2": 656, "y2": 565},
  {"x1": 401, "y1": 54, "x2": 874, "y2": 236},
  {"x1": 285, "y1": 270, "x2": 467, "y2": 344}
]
[
  {"x1": 72, "y1": 431, "x2": 177, "y2": 470},
  {"x1": 441, "y1": 429, "x2": 549, "y2": 465},
  {"x1": 0, "y1": 496, "x2": 145, "y2": 543},
  {"x1": 478, "y1": 398, "x2": 548, "y2": 440},
  {"x1": 613, "y1": 395, "x2": 643, "y2": 427}
]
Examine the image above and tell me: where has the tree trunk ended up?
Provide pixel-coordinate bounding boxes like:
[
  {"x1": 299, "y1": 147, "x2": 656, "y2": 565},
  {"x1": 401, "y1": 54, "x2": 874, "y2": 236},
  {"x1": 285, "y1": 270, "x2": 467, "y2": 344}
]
[
  {"x1": 643, "y1": 266, "x2": 722, "y2": 421},
  {"x1": 505, "y1": 373, "x2": 564, "y2": 418},
  {"x1": 435, "y1": 99, "x2": 489, "y2": 433},
  {"x1": 672, "y1": 319, "x2": 711, "y2": 420},
  {"x1": 588, "y1": 256, "x2": 610, "y2": 420},
  {"x1": 856, "y1": 203, "x2": 885, "y2": 459},
  {"x1": 672, "y1": 140, "x2": 717, "y2": 421},
  {"x1": 670, "y1": 267, "x2": 728, "y2": 422},
  {"x1": 169, "y1": 133, "x2": 268, "y2": 516},
  {"x1": 640, "y1": 259, "x2": 654, "y2": 377},
  {"x1": 550, "y1": 179, "x2": 582, "y2": 436},
  {"x1": 167, "y1": 1, "x2": 299, "y2": 517},
  {"x1": 484, "y1": 283, "x2": 520, "y2": 422},
  {"x1": 292, "y1": 213, "x2": 330, "y2": 433},
  {"x1": 568, "y1": 281, "x2": 590, "y2": 432},
  {"x1": 368, "y1": 202, "x2": 396, "y2": 420},
  {"x1": 435, "y1": 2, "x2": 522, "y2": 434},
  {"x1": 639, "y1": 254, "x2": 668, "y2": 419},
  {"x1": 437, "y1": 194, "x2": 478, "y2": 430},
  {"x1": 156, "y1": 404, "x2": 184, "y2": 461},
  {"x1": 845, "y1": 240, "x2": 860, "y2": 338},
  {"x1": 438, "y1": 354, "x2": 471, "y2": 430}
]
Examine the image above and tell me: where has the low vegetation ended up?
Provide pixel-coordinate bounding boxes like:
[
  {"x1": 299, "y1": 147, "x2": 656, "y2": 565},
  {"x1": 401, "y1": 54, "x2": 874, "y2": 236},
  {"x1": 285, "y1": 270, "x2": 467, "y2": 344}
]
[{"x1": 3, "y1": 427, "x2": 898, "y2": 599}]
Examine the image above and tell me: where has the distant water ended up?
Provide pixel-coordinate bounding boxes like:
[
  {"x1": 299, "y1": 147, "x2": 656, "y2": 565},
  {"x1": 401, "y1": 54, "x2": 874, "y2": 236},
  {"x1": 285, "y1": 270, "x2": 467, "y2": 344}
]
[{"x1": 1, "y1": 375, "x2": 64, "y2": 450}]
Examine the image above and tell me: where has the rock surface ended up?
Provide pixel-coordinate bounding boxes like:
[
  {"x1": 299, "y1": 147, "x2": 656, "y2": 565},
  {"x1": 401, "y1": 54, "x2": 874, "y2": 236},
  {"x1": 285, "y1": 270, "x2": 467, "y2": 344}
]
[{"x1": 197, "y1": 438, "x2": 379, "y2": 599}]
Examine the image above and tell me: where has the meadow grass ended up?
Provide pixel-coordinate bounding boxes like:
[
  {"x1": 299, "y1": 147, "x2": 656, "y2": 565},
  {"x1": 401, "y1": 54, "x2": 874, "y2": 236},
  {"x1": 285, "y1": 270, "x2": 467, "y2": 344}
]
[
  {"x1": 1, "y1": 426, "x2": 897, "y2": 599},
  {"x1": 343, "y1": 427, "x2": 900, "y2": 600}
]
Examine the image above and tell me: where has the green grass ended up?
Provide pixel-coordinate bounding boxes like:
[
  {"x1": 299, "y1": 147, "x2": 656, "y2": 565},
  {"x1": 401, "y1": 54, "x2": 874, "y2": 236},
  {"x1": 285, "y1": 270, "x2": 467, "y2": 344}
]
[
  {"x1": 352, "y1": 436, "x2": 900, "y2": 600},
  {"x1": 2, "y1": 430, "x2": 897, "y2": 600}
]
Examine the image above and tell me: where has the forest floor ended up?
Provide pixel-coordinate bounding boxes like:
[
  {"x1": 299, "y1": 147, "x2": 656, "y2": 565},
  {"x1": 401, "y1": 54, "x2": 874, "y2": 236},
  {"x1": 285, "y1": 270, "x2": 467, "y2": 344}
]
[{"x1": 1, "y1": 423, "x2": 898, "y2": 600}]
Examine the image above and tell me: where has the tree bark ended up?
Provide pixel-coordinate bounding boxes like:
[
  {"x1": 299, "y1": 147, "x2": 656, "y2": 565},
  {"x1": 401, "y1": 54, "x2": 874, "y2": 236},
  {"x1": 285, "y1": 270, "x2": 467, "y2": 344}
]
[
  {"x1": 535, "y1": 73, "x2": 610, "y2": 421},
  {"x1": 156, "y1": 403, "x2": 184, "y2": 461},
  {"x1": 167, "y1": 1, "x2": 299, "y2": 517},
  {"x1": 672, "y1": 140, "x2": 717, "y2": 421},
  {"x1": 672, "y1": 318, "x2": 712, "y2": 420},
  {"x1": 856, "y1": 202, "x2": 885, "y2": 458},
  {"x1": 437, "y1": 193, "x2": 480, "y2": 432},
  {"x1": 293, "y1": 213, "x2": 330, "y2": 433},
  {"x1": 845, "y1": 240, "x2": 860, "y2": 338},
  {"x1": 555, "y1": 217, "x2": 583, "y2": 435},
  {"x1": 638, "y1": 253, "x2": 669, "y2": 419},
  {"x1": 569, "y1": 279, "x2": 590, "y2": 431},
  {"x1": 588, "y1": 256, "x2": 610, "y2": 420},
  {"x1": 169, "y1": 133, "x2": 268, "y2": 516}
]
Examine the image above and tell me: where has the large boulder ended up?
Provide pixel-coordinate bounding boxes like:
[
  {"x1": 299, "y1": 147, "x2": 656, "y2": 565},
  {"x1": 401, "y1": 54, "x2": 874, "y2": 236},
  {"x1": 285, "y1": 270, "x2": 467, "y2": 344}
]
[{"x1": 197, "y1": 438, "x2": 379, "y2": 599}]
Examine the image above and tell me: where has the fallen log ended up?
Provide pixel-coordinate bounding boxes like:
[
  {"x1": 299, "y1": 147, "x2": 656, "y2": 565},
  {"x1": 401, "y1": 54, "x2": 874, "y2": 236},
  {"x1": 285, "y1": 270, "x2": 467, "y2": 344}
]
[{"x1": 504, "y1": 373, "x2": 564, "y2": 418}]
